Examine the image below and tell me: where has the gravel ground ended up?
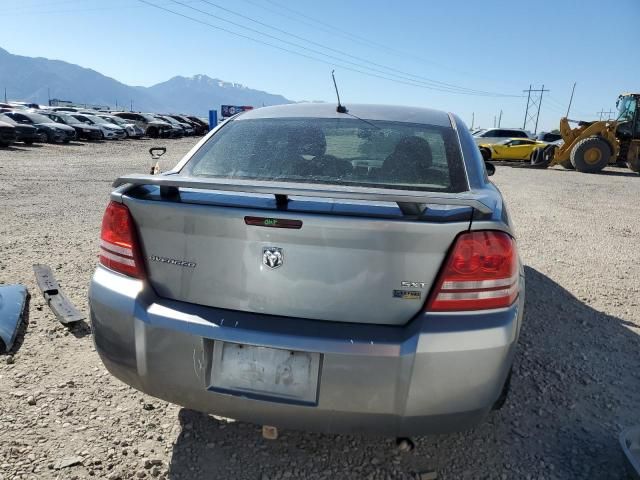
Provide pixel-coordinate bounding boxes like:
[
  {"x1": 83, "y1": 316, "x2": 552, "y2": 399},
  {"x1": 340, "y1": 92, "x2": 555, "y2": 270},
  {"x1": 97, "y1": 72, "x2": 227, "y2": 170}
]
[{"x1": 1, "y1": 138, "x2": 639, "y2": 480}]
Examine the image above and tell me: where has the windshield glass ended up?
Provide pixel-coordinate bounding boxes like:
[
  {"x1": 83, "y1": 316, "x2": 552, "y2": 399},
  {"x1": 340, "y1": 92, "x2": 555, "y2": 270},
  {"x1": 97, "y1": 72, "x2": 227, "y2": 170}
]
[
  {"x1": 25, "y1": 113, "x2": 54, "y2": 124},
  {"x1": 0, "y1": 114, "x2": 17, "y2": 125},
  {"x1": 158, "y1": 116, "x2": 179, "y2": 125},
  {"x1": 183, "y1": 117, "x2": 467, "y2": 192},
  {"x1": 617, "y1": 96, "x2": 637, "y2": 121},
  {"x1": 84, "y1": 115, "x2": 110, "y2": 125},
  {"x1": 103, "y1": 116, "x2": 125, "y2": 125},
  {"x1": 57, "y1": 114, "x2": 81, "y2": 125},
  {"x1": 141, "y1": 114, "x2": 158, "y2": 122}
]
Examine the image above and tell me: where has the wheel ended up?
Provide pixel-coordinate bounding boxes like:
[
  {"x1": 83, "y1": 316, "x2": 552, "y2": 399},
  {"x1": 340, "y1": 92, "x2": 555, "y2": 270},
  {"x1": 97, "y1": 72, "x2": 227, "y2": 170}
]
[
  {"x1": 531, "y1": 144, "x2": 557, "y2": 168},
  {"x1": 479, "y1": 146, "x2": 491, "y2": 161},
  {"x1": 46, "y1": 133, "x2": 54, "y2": 143},
  {"x1": 24, "y1": 139, "x2": 34, "y2": 145},
  {"x1": 492, "y1": 368, "x2": 512, "y2": 410},
  {"x1": 530, "y1": 147, "x2": 550, "y2": 168},
  {"x1": 570, "y1": 136, "x2": 611, "y2": 173},
  {"x1": 147, "y1": 127, "x2": 159, "y2": 139},
  {"x1": 63, "y1": 139, "x2": 71, "y2": 144},
  {"x1": 559, "y1": 159, "x2": 575, "y2": 170},
  {"x1": 0, "y1": 141, "x2": 10, "y2": 148}
]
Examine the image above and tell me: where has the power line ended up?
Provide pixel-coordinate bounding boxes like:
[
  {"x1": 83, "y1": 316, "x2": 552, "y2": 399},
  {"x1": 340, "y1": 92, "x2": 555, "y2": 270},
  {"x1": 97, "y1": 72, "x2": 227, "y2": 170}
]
[
  {"x1": 140, "y1": 0, "x2": 521, "y2": 97},
  {"x1": 195, "y1": 0, "x2": 517, "y2": 97},
  {"x1": 169, "y1": 0, "x2": 518, "y2": 97},
  {"x1": 241, "y1": 0, "x2": 513, "y2": 85},
  {"x1": 597, "y1": 109, "x2": 615, "y2": 121},
  {"x1": 0, "y1": 0, "x2": 198, "y2": 16}
]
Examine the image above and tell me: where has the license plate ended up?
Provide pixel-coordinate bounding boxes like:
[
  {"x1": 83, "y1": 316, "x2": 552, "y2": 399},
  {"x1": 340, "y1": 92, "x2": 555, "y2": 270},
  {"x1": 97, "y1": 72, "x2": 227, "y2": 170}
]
[{"x1": 210, "y1": 342, "x2": 321, "y2": 404}]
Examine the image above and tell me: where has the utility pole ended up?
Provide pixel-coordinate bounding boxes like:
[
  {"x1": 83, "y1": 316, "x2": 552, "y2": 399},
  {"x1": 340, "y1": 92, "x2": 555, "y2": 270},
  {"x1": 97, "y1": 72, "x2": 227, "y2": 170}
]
[
  {"x1": 3, "y1": 87, "x2": 6, "y2": 103},
  {"x1": 130, "y1": 99, "x2": 133, "y2": 112},
  {"x1": 534, "y1": 84, "x2": 546, "y2": 134},
  {"x1": 471, "y1": 112, "x2": 475, "y2": 129},
  {"x1": 498, "y1": 109, "x2": 503, "y2": 127},
  {"x1": 523, "y1": 84, "x2": 550, "y2": 134},
  {"x1": 522, "y1": 85, "x2": 532, "y2": 129},
  {"x1": 47, "y1": 87, "x2": 51, "y2": 105},
  {"x1": 566, "y1": 82, "x2": 576, "y2": 117}
]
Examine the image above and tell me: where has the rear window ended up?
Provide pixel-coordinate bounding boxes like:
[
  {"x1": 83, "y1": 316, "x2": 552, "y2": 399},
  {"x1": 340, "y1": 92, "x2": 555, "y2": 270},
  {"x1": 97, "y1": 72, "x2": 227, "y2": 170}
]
[{"x1": 183, "y1": 117, "x2": 467, "y2": 192}]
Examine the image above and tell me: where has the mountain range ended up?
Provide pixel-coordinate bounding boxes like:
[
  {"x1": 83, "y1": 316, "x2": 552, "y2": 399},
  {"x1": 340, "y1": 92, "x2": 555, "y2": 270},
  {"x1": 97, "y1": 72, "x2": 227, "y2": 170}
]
[{"x1": 0, "y1": 47, "x2": 293, "y2": 115}]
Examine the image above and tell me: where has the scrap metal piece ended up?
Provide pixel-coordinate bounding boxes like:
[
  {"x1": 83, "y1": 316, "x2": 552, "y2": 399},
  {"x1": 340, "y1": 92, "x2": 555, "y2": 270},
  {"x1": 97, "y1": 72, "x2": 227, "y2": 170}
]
[
  {"x1": 0, "y1": 284, "x2": 28, "y2": 352},
  {"x1": 33, "y1": 264, "x2": 84, "y2": 325}
]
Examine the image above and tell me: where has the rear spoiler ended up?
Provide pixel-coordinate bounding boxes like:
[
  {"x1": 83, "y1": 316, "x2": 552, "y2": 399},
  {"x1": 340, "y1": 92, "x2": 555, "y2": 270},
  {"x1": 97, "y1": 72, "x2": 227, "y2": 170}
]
[{"x1": 112, "y1": 174, "x2": 493, "y2": 215}]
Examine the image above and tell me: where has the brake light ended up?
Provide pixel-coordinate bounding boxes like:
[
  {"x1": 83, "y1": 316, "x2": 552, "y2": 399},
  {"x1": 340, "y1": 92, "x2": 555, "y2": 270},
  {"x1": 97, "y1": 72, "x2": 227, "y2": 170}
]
[
  {"x1": 427, "y1": 231, "x2": 518, "y2": 312},
  {"x1": 99, "y1": 201, "x2": 145, "y2": 279}
]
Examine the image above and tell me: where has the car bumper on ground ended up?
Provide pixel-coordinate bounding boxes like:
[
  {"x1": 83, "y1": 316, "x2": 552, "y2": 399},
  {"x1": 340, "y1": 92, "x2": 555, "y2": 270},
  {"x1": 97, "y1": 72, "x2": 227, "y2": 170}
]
[{"x1": 90, "y1": 266, "x2": 524, "y2": 436}]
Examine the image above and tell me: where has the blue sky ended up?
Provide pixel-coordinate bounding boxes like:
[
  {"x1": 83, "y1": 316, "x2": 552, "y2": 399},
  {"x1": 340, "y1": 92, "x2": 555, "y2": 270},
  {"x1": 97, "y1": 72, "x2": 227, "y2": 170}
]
[{"x1": 1, "y1": 0, "x2": 639, "y2": 131}]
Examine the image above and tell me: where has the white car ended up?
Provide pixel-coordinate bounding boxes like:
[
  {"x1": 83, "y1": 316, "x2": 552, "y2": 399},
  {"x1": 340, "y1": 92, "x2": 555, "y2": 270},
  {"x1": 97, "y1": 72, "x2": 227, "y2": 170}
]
[
  {"x1": 98, "y1": 114, "x2": 144, "y2": 138},
  {"x1": 472, "y1": 128, "x2": 531, "y2": 146},
  {"x1": 71, "y1": 113, "x2": 126, "y2": 139}
]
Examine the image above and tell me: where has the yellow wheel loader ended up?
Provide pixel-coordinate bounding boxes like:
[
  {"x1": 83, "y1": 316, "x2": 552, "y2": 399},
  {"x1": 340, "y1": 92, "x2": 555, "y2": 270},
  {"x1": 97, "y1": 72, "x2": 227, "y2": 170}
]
[{"x1": 531, "y1": 93, "x2": 640, "y2": 173}]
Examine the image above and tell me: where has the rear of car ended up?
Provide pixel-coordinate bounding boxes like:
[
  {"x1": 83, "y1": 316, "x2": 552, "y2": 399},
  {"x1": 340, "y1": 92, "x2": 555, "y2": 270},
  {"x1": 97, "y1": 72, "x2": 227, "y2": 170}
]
[
  {"x1": 0, "y1": 114, "x2": 38, "y2": 144},
  {"x1": 0, "y1": 121, "x2": 17, "y2": 147},
  {"x1": 90, "y1": 104, "x2": 524, "y2": 436}
]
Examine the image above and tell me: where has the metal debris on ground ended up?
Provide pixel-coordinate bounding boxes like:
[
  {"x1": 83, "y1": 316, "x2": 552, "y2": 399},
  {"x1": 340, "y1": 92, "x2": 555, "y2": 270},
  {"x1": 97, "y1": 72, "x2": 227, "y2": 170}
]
[
  {"x1": 0, "y1": 284, "x2": 28, "y2": 352},
  {"x1": 33, "y1": 264, "x2": 85, "y2": 325}
]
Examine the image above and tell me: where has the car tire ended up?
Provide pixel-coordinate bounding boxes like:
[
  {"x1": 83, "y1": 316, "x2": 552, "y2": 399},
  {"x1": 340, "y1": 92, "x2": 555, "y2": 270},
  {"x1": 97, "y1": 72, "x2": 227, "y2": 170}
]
[
  {"x1": 24, "y1": 140, "x2": 34, "y2": 145},
  {"x1": 0, "y1": 141, "x2": 10, "y2": 148},
  {"x1": 570, "y1": 136, "x2": 611, "y2": 173},
  {"x1": 492, "y1": 368, "x2": 512, "y2": 410},
  {"x1": 529, "y1": 147, "x2": 553, "y2": 168},
  {"x1": 479, "y1": 146, "x2": 491, "y2": 161},
  {"x1": 63, "y1": 139, "x2": 71, "y2": 144},
  {"x1": 147, "y1": 127, "x2": 159, "y2": 139}
]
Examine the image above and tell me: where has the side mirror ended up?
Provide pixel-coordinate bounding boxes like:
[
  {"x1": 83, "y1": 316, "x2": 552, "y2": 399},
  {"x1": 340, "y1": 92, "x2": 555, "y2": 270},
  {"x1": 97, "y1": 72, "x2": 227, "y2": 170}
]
[{"x1": 485, "y1": 161, "x2": 496, "y2": 176}]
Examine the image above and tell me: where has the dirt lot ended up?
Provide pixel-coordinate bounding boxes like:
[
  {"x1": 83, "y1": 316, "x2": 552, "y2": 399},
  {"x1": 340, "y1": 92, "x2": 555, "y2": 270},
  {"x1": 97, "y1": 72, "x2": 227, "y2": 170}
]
[{"x1": 1, "y1": 138, "x2": 639, "y2": 480}]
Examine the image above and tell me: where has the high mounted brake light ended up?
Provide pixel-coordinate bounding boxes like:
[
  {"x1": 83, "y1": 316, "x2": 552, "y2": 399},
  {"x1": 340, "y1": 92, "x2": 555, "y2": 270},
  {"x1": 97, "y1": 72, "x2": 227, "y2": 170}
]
[
  {"x1": 427, "y1": 231, "x2": 518, "y2": 312},
  {"x1": 99, "y1": 201, "x2": 145, "y2": 279}
]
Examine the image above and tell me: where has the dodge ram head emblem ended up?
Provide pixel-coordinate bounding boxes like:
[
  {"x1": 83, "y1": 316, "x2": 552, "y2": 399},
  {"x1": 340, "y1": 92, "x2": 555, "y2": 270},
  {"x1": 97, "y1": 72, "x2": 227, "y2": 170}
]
[{"x1": 262, "y1": 247, "x2": 284, "y2": 269}]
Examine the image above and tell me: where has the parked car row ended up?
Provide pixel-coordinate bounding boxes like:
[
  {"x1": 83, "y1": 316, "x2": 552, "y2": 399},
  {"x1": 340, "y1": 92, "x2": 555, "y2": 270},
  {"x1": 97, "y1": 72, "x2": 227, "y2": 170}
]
[{"x1": 0, "y1": 102, "x2": 209, "y2": 147}]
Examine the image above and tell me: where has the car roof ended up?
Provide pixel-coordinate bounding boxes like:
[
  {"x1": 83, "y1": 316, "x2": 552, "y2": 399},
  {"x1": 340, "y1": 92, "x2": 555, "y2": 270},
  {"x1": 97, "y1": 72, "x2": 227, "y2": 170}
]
[{"x1": 238, "y1": 103, "x2": 453, "y2": 127}]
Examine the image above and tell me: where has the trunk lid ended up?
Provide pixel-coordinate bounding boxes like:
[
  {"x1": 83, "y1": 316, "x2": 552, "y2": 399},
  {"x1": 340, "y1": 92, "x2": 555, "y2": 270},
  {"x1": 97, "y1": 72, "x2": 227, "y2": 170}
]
[{"x1": 124, "y1": 193, "x2": 471, "y2": 326}]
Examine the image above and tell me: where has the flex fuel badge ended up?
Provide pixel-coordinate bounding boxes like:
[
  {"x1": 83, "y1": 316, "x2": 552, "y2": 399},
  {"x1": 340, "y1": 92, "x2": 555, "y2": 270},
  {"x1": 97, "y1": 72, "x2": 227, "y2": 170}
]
[{"x1": 393, "y1": 290, "x2": 422, "y2": 300}]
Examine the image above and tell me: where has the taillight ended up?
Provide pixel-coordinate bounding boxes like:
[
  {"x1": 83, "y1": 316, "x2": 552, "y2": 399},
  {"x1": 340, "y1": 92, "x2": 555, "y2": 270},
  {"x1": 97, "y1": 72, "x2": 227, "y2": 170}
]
[
  {"x1": 427, "y1": 231, "x2": 518, "y2": 312},
  {"x1": 99, "y1": 201, "x2": 145, "y2": 279}
]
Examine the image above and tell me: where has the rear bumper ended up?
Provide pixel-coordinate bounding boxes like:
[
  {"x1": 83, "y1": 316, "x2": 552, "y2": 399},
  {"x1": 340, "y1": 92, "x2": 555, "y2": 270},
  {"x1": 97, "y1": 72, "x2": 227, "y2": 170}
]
[
  {"x1": 0, "y1": 129, "x2": 16, "y2": 144},
  {"x1": 89, "y1": 266, "x2": 524, "y2": 436}
]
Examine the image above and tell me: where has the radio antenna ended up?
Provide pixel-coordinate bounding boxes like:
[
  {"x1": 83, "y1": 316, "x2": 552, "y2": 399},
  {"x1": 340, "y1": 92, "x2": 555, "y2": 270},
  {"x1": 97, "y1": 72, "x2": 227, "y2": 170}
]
[{"x1": 332, "y1": 70, "x2": 347, "y2": 113}]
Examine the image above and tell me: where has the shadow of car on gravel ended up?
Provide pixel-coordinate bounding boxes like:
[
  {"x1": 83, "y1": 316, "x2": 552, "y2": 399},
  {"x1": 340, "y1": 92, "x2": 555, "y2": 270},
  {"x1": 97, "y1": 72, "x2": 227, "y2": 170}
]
[{"x1": 166, "y1": 267, "x2": 640, "y2": 480}]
